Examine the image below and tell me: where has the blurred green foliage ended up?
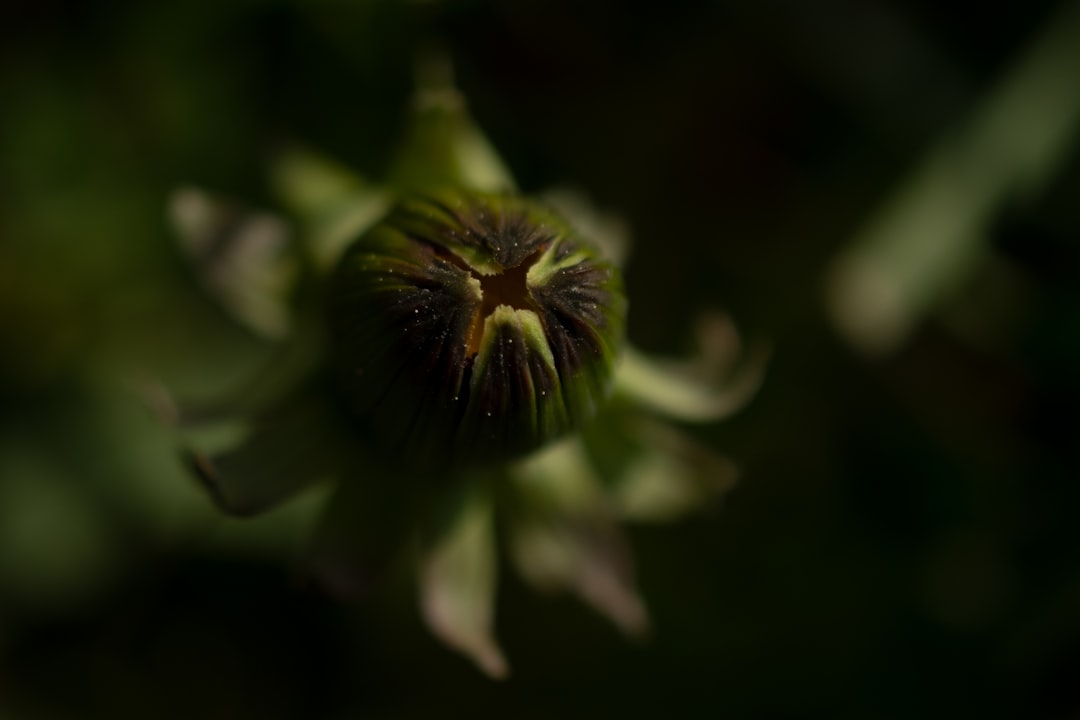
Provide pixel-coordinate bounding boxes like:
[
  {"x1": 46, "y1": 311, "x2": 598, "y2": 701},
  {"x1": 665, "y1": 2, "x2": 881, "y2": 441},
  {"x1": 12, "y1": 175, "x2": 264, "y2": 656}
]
[{"x1": 2, "y1": 0, "x2": 1079, "y2": 717}]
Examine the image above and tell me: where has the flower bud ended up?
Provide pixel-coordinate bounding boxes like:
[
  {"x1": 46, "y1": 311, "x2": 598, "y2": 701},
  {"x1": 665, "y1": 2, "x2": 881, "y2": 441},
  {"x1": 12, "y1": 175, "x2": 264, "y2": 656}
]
[{"x1": 328, "y1": 190, "x2": 626, "y2": 468}]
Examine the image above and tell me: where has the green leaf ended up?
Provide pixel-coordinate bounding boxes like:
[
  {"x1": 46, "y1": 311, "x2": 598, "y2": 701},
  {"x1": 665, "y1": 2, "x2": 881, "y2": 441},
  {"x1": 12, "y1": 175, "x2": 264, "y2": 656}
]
[
  {"x1": 507, "y1": 438, "x2": 649, "y2": 637},
  {"x1": 825, "y1": 1, "x2": 1080, "y2": 354},
  {"x1": 269, "y1": 146, "x2": 391, "y2": 272},
  {"x1": 602, "y1": 411, "x2": 738, "y2": 523},
  {"x1": 418, "y1": 480, "x2": 507, "y2": 678},
  {"x1": 614, "y1": 342, "x2": 764, "y2": 423},
  {"x1": 169, "y1": 187, "x2": 299, "y2": 339},
  {"x1": 187, "y1": 375, "x2": 347, "y2": 517}
]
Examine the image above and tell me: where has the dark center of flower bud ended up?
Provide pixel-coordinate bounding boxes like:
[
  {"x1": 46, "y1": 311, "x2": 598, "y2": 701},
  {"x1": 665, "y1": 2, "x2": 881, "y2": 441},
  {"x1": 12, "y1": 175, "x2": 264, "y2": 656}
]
[{"x1": 453, "y1": 249, "x2": 544, "y2": 357}]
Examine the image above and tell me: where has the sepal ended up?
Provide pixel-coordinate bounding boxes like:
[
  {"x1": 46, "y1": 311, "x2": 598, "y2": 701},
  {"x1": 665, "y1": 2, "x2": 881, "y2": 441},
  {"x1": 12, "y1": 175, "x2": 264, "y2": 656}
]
[
  {"x1": 507, "y1": 438, "x2": 649, "y2": 637},
  {"x1": 418, "y1": 477, "x2": 508, "y2": 678}
]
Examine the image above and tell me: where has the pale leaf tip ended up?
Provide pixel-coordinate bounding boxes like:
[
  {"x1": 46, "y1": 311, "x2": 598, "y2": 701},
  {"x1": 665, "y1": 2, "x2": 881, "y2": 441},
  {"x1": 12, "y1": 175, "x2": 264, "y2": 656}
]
[
  {"x1": 420, "y1": 587, "x2": 510, "y2": 680},
  {"x1": 579, "y1": 568, "x2": 651, "y2": 639}
]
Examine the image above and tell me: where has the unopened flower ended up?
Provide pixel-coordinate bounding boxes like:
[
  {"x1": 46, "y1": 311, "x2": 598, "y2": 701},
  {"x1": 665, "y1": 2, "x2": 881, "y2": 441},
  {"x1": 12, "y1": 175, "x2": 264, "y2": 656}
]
[
  {"x1": 328, "y1": 190, "x2": 625, "y2": 468},
  {"x1": 165, "y1": 65, "x2": 763, "y2": 678}
]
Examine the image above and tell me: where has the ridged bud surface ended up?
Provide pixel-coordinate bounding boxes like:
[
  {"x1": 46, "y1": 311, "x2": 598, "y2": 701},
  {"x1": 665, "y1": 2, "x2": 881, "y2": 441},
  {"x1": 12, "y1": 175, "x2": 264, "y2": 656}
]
[{"x1": 328, "y1": 191, "x2": 625, "y2": 467}]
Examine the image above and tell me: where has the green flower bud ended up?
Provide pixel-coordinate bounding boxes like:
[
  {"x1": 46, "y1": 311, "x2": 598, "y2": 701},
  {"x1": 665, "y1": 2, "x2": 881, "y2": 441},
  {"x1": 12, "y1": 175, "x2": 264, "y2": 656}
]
[{"x1": 328, "y1": 190, "x2": 626, "y2": 468}]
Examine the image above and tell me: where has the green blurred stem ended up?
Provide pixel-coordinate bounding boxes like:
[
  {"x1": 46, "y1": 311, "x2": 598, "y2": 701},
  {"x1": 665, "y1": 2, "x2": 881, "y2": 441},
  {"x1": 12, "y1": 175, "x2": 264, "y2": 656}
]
[
  {"x1": 386, "y1": 49, "x2": 517, "y2": 195},
  {"x1": 826, "y1": 0, "x2": 1080, "y2": 355}
]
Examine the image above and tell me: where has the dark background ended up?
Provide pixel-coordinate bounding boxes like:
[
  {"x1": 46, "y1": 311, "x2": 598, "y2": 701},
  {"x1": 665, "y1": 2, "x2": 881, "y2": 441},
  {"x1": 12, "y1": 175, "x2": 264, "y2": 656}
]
[{"x1": 2, "y1": 0, "x2": 1079, "y2": 717}]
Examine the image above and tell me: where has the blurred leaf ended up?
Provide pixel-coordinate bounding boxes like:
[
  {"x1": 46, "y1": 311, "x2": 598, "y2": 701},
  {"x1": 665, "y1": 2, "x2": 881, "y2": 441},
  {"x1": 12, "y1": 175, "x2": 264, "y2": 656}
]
[
  {"x1": 614, "y1": 342, "x2": 765, "y2": 423},
  {"x1": 826, "y1": 0, "x2": 1080, "y2": 355},
  {"x1": 508, "y1": 438, "x2": 649, "y2": 637},
  {"x1": 269, "y1": 147, "x2": 392, "y2": 272},
  {"x1": 170, "y1": 188, "x2": 299, "y2": 340},
  {"x1": 186, "y1": 375, "x2": 347, "y2": 518},
  {"x1": 610, "y1": 415, "x2": 738, "y2": 523},
  {"x1": 419, "y1": 480, "x2": 507, "y2": 679}
]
